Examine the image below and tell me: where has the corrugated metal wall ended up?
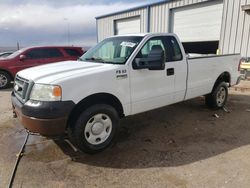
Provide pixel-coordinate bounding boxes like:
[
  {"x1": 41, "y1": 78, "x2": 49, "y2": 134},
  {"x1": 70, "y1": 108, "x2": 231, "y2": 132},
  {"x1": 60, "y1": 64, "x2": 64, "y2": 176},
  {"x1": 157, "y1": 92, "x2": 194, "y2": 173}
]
[
  {"x1": 96, "y1": 0, "x2": 211, "y2": 41},
  {"x1": 97, "y1": 0, "x2": 250, "y2": 57},
  {"x1": 219, "y1": 0, "x2": 250, "y2": 57}
]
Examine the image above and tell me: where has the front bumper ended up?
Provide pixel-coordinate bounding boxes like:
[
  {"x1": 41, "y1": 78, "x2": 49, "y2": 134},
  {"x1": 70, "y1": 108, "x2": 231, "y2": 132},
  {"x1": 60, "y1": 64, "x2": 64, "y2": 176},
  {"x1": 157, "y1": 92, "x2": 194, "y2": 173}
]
[
  {"x1": 241, "y1": 63, "x2": 250, "y2": 70},
  {"x1": 11, "y1": 92, "x2": 75, "y2": 136}
]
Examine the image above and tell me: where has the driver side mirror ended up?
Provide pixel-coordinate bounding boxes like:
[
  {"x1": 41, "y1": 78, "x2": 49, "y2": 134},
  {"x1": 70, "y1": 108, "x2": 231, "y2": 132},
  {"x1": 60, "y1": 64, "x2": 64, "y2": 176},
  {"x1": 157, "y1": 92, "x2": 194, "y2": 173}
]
[
  {"x1": 19, "y1": 55, "x2": 26, "y2": 61},
  {"x1": 133, "y1": 47, "x2": 165, "y2": 70}
]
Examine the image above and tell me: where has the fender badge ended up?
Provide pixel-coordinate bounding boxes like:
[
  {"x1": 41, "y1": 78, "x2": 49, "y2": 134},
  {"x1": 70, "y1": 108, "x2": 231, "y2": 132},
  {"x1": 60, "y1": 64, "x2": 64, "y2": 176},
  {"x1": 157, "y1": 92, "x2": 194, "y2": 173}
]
[
  {"x1": 116, "y1": 74, "x2": 128, "y2": 79},
  {"x1": 116, "y1": 69, "x2": 128, "y2": 79}
]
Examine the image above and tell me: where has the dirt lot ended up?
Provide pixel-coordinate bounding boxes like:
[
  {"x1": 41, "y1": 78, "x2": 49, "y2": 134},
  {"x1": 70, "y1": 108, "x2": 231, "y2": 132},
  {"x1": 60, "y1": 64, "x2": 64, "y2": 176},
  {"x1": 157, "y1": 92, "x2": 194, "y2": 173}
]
[{"x1": 1, "y1": 80, "x2": 250, "y2": 188}]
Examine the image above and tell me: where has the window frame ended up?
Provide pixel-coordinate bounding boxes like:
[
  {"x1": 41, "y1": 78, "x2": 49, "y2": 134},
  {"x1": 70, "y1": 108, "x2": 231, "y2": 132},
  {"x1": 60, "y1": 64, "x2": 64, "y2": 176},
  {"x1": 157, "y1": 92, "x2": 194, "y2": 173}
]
[{"x1": 134, "y1": 36, "x2": 183, "y2": 63}]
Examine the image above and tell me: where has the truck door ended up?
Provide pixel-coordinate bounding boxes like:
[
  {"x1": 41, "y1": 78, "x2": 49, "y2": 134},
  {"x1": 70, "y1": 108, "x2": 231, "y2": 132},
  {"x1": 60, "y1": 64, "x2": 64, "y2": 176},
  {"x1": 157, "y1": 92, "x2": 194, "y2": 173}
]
[
  {"x1": 129, "y1": 36, "x2": 177, "y2": 114},
  {"x1": 165, "y1": 36, "x2": 188, "y2": 103}
]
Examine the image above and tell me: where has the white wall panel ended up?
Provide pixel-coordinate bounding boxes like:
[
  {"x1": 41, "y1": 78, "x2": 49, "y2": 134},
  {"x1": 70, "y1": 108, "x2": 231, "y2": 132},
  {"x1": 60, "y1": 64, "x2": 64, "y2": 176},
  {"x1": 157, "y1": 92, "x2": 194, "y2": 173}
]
[
  {"x1": 220, "y1": 0, "x2": 250, "y2": 57},
  {"x1": 97, "y1": 8, "x2": 147, "y2": 42},
  {"x1": 115, "y1": 17, "x2": 141, "y2": 35},
  {"x1": 171, "y1": 1, "x2": 223, "y2": 42}
]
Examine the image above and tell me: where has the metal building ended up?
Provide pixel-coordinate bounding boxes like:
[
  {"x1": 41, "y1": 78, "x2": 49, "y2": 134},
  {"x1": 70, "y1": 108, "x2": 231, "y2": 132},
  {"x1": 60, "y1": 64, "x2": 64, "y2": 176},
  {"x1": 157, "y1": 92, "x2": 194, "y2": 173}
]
[{"x1": 96, "y1": 0, "x2": 250, "y2": 57}]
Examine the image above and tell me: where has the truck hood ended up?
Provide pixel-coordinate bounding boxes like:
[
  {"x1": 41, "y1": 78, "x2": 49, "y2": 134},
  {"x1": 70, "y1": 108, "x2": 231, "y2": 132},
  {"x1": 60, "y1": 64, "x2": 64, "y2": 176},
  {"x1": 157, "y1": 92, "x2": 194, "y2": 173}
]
[{"x1": 17, "y1": 61, "x2": 114, "y2": 83}]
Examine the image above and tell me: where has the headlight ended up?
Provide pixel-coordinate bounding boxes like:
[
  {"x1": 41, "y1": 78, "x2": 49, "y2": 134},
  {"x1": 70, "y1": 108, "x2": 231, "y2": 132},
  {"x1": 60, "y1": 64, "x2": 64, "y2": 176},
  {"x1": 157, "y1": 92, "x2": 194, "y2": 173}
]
[{"x1": 30, "y1": 84, "x2": 62, "y2": 101}]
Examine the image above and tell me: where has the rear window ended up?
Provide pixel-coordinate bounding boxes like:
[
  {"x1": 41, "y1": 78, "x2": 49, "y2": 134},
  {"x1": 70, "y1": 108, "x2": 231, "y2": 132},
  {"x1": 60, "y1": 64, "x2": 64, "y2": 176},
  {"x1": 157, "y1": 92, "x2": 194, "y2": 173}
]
[
  {"x1": 25, "y1": 48, "x2": 64, "y2": 59},
  {"x1": 64, "y1": 48, "x2": 82, "y2": 57},
  {"x1": 165, "y1": 37, "x2": 183, "y2": 62}
]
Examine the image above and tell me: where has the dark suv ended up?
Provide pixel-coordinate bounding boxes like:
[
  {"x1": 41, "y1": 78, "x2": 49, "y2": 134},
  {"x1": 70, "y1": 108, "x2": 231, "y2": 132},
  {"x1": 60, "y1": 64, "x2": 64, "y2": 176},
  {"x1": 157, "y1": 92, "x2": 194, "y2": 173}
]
[{"x1": 0, "y1": 46, "x2": 85, "y2": 89}]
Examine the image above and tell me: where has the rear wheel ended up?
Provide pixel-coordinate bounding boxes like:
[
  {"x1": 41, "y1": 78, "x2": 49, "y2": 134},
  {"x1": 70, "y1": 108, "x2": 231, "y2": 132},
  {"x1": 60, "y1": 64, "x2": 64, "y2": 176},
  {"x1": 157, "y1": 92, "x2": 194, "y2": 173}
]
[
  {"x1": 0, "y1": 71, "x2": 11, "y2": 89},
  {"x1": 69, "y1": 104, "x2": 119, "y2": 153},
  {"x1": 205, "y1": 82, "x2": 228, "y2": 109}
]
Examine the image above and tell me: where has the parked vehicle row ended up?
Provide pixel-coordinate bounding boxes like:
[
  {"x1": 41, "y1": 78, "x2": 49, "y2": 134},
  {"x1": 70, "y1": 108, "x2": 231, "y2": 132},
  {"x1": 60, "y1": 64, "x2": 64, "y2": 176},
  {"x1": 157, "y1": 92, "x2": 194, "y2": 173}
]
[
  {"x1": 0, "y1": 51, "x2": 14, "y2": 58},
  {"x1": 240, "y1": 57, "x2": 250, "y2": 79},
  {"x1": 12, "y1": 33, "x2": 242, "y2": 153},
  {"x1": 240, "y1": 57, "x2": 250, "y2": 71},
  {"x1": 0, "y1": 46, "x2": 85, "y2": 89}
]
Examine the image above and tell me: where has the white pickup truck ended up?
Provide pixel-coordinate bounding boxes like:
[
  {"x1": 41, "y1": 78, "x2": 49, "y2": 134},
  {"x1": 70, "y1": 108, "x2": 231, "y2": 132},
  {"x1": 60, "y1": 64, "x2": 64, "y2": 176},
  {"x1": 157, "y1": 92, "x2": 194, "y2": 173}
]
[{"x1": 12, "y1": 33, "x2": 241, "y2": 153}]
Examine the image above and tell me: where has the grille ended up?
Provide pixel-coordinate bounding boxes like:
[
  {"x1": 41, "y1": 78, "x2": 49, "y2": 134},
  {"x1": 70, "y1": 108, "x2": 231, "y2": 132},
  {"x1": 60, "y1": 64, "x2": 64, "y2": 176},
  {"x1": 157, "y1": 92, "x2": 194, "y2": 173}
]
[{"x1": 14, "y1": 75, "x2": 30, "y2": 102}]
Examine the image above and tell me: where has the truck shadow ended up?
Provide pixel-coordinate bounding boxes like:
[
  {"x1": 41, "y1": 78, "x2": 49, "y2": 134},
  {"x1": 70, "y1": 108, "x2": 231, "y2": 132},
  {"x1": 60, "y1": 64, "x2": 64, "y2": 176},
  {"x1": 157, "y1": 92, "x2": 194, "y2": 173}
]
[
  {"x1": 55, "y1": 94, "x2": 250, "y2": 169},
  {"x1": 0, "y1": 87, "x2": 13, "y2": 92}
]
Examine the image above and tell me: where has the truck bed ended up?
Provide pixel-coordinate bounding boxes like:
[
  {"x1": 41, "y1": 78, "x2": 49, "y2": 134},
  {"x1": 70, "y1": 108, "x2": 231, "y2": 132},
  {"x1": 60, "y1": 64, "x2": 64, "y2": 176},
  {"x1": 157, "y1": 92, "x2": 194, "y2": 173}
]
[{"x1": 185, "y1": 53, "x2": 241, "y2": 100}]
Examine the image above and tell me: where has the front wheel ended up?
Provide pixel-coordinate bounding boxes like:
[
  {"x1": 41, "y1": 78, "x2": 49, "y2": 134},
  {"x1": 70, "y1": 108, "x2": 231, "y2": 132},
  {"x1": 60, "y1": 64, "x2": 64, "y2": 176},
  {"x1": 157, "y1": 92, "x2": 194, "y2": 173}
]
[
  {"x1": 0, "y1": 71, "x2": 11, "y2": 89},
  {"x1": 69, "y1": 104, "x2": 119, "y2": 154},
  {"x1": 205, "y1": 82, "x2": 228, "y2": 109}
]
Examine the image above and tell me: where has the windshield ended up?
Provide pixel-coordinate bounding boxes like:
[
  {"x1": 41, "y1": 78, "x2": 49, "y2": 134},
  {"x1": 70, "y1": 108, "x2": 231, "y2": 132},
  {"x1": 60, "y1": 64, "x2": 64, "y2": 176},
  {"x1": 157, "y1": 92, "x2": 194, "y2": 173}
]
[
  {"x1": 6, "y1": 48, "x2": 26, "y2": 59},
  {"x1": 80, "y1": 36, "x2": 143, "y2": 64}
]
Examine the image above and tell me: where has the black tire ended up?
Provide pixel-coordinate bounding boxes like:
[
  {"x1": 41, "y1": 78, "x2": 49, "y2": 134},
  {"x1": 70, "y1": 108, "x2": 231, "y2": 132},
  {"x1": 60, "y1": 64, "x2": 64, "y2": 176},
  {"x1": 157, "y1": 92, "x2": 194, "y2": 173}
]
[
  {"x1": 244, "y1": 70, "x2": 249, "y2": 80},
  {"x1": 69, "y1": 104, "x2": 119, "y2": 154},
  {"x1": 0, "y1": 71, "x2": 11, "y2": 89},
  {"x1": 241, "y1": 69, "x2": 247, "y2": 80},
  {"x1": 205, "y1": 82, "x2": 228, "y2": 109}
]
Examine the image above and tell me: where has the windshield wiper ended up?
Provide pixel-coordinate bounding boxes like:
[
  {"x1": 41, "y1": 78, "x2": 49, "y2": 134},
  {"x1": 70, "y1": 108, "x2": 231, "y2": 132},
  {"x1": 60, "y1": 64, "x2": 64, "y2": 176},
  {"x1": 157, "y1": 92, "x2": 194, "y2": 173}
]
[{"x1": 84, "y1": 57, "x2": 105, "y2": 63}]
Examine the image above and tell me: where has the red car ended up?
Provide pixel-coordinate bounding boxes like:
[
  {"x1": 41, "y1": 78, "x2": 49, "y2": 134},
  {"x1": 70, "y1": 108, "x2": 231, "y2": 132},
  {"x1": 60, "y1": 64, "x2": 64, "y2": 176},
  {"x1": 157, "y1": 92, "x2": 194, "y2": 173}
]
[{"x1": 0, "y1": 46, "x2": 85, "y2": 89}]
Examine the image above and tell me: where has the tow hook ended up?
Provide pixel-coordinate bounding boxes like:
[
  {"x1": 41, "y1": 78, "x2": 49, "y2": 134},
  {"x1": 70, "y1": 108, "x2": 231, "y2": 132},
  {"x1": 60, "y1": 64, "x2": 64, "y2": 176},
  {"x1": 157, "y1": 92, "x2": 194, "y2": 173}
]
[
  {"x1": 13, "y1": 111, "x2": 17, "y2": 118},
  {"x1": 12, "y1": 106, "x2": 17, "y2": 118}
]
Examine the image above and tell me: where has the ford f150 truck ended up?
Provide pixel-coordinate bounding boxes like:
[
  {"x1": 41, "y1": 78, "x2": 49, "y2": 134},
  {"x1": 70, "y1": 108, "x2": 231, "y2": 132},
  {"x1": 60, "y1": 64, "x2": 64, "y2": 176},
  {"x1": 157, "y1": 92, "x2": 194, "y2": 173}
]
[{"x1": 11, "y1": 33, "x2": 241, "y2": 153}]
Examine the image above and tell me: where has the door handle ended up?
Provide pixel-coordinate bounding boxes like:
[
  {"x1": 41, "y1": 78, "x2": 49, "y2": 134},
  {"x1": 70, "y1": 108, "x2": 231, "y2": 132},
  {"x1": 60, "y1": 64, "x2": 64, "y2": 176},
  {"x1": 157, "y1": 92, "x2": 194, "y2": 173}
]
[{"x1": 167, "y1": 68, "x2": 174, "y2": 76}]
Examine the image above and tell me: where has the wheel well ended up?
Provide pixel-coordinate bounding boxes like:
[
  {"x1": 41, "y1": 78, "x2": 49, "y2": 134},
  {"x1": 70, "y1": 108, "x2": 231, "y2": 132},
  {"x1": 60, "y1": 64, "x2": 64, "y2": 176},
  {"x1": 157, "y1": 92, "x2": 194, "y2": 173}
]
[
  {"x1": 67, "y1": 93, "x2": 124, "y2": 128},
  {"x1": 215, "y1": 72, "x2": 231, "y2": 86},
  {"x1": 212, "y1": 72, "x2": 231, "y2": 92},
  {"x1": 0, "y1": 69, "x2": 14, "y2": 81}
]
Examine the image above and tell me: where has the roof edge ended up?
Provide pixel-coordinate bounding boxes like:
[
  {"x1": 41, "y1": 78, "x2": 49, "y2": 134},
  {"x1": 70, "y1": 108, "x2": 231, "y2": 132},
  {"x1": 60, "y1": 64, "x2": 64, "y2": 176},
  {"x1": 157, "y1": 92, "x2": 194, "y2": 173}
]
[{"x1": 95, "y1": 0, "x2": 171, "y2": 19}]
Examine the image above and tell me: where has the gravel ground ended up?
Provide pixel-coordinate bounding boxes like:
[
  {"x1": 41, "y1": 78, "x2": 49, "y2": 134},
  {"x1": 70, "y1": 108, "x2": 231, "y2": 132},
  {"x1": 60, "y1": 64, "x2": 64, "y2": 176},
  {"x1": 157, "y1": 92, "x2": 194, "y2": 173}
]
[{"x1": 1, "y1": 80, "x2": 250, "y2": 188}]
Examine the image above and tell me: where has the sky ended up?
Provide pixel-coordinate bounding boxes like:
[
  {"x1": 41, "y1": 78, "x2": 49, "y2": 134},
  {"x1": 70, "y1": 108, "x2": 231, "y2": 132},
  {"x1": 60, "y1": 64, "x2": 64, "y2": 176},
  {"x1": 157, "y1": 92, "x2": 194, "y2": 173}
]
[{"x1": 0, "y1": 0, "x2": 158, "y2": 48}]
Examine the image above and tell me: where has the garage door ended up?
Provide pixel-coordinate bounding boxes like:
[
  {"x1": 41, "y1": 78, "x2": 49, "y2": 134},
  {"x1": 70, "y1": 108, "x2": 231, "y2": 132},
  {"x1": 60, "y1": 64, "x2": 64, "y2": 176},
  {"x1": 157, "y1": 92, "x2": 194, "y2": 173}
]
[
  {"x1": 171, "y1": 1, "x2": 223, "y2": 42},
  {"x1": 115, "y1": 17, "x2": 141, "y2": 35}
]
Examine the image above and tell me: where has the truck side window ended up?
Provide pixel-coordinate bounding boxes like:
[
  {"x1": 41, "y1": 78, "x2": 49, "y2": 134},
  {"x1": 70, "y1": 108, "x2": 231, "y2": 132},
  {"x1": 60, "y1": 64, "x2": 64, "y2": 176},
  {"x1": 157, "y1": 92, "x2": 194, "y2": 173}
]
[{"x1": 140, "y1": 39, "x2": 165, "y2": 58}]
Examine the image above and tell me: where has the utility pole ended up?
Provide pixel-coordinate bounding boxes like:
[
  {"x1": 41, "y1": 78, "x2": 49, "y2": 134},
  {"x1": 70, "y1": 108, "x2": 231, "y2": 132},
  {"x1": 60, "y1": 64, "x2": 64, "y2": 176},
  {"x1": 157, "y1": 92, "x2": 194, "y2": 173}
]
[
  {"x1": 17, "y1": 42, "x2": 20, "y2": 50},
  {"x1": 64, "y1": 18, "x2": 70, "y2": 45}
]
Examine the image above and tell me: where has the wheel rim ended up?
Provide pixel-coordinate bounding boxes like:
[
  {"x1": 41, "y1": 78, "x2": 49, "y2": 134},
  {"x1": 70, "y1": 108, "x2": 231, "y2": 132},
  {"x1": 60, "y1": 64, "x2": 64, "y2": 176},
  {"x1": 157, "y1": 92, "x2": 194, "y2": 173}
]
[
  {"x1": 0, "y1": 74, "x2": 8, "y2": 87},
  {"x1": 84, "y1": 113, "x2": 112, "y2": 145},
  {"x1": 216, "y1": 87, "x2": 226, "y2": 107}
]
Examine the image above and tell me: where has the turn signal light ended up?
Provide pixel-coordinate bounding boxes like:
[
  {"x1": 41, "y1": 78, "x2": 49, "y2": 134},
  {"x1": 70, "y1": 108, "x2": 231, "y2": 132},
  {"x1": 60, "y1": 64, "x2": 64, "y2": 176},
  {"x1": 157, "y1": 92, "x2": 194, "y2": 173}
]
[{"x1": 53, "y1": 86, "x2": 62, "y2": 97}]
